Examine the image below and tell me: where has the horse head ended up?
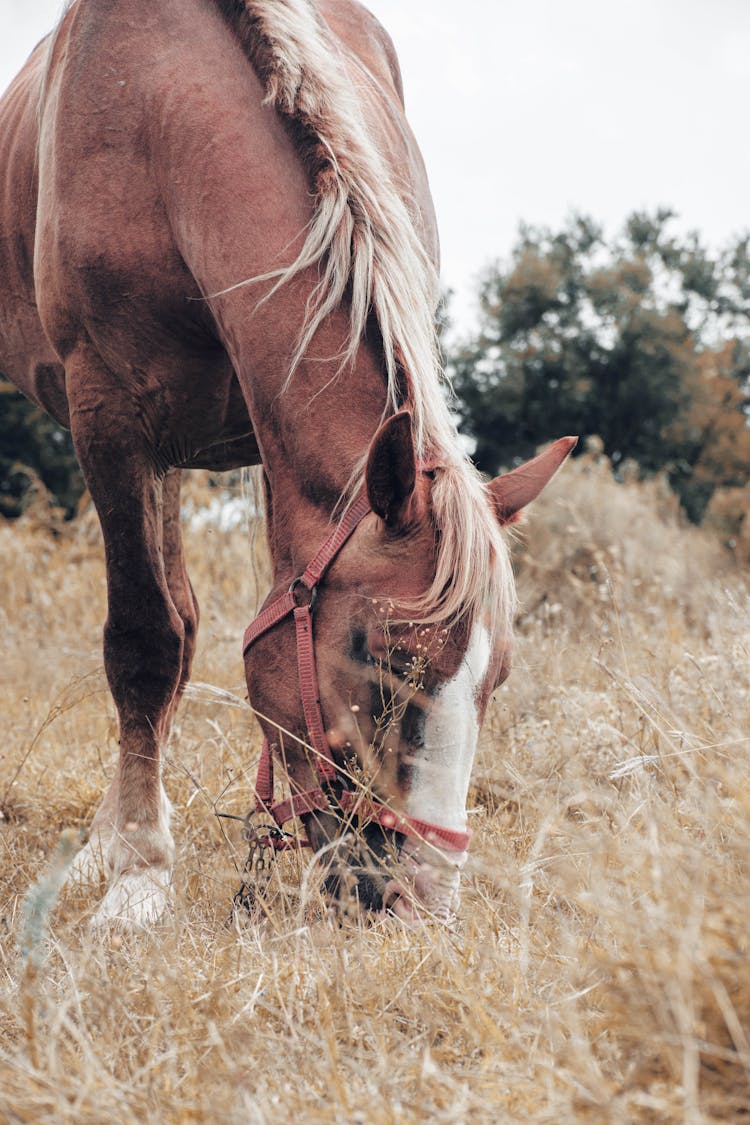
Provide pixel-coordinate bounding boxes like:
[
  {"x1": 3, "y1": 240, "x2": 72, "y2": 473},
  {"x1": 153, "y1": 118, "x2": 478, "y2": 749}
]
[{"x1": 243, "y1": 412, "x2": 576, "y2": 923}]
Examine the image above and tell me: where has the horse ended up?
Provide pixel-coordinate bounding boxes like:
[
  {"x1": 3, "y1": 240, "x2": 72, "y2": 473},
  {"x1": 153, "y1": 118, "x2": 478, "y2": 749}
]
[{"x1": 0, "y1": 0, "x2": 575, "y2": 928}]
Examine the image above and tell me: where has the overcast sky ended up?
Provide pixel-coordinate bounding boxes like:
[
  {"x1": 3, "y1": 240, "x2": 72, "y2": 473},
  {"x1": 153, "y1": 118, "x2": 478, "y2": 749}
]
[{"x1": 2, "y1": 0, "x2": 749, "y2": 334}]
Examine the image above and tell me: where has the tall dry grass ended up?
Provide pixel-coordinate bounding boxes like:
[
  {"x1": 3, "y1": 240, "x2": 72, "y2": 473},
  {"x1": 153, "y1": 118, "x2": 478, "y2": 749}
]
[{"x1": 0, "y1": 457, "x2": 748, "y2": 1123}]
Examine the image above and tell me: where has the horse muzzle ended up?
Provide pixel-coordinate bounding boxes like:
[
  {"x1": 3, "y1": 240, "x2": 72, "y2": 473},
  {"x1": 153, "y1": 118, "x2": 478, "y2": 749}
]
[{"x1": 382, "y1": 837, "x2": 468, "y2": 925}]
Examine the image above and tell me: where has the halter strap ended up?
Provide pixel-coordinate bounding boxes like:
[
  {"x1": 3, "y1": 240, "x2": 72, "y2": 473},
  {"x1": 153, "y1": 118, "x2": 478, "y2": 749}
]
[
  {"x1": 242, "y1": 487, "x2": 472, "y2": 855},
  {"x1": 243, "y1": 490, "x2": 372, "y2": 785},
  {"x1": 242, "y1": 489, "x2": 371, "y2": 655}
]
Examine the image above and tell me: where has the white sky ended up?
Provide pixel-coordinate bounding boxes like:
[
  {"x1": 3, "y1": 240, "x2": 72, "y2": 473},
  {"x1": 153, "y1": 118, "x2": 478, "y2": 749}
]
[{"x1": 2, "y1": 0, "x2": 749, "y2": 334}]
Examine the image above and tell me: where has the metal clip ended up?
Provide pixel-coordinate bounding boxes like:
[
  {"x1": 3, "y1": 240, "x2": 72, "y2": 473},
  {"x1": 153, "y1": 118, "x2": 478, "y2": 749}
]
[
  {"x1": 289, "y1": 576, "x2": 318, "y2": 612},
  {"x1": 228, "y1": 813, "x2": 275, "y2": 919}
]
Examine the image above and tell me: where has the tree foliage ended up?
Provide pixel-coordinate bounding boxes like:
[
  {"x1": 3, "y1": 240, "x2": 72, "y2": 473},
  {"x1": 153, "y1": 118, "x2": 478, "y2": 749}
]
[
  {"x1": 2, "y1": 210, "x2": 749, "y2": 526},
  {"x1": 0, "y1": 376, "x2": 83, "y2": 519},
  {"x1": 449, "y1": 211, "x2": 750, "y2": 521}
]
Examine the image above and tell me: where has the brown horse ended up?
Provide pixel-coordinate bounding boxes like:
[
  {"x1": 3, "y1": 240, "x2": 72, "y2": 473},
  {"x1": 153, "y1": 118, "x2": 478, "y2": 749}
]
[{"x1": 0, "y1": 0, "x2": 574, "y2": 927}]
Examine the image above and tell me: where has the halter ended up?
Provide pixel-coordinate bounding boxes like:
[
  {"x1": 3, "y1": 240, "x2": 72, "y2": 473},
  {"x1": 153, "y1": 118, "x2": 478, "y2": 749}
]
[{"x1": 241, "y1": 489, "x2": 472, "y2": 857}]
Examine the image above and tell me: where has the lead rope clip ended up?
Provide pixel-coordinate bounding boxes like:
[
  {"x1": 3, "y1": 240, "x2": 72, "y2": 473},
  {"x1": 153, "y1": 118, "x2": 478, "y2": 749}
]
[{"x1": 229, "y1": 814, "x2": 282, "y2": 920}]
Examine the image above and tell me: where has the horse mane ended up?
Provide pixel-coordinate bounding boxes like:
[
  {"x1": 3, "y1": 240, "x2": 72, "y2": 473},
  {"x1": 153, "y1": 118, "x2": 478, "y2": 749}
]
[
  {"x1": 216, "y1": 0, "x2": 516, "y2": 631},
  {"x1": 40, "y1": 0, "x2": 514, "y2": 631}
]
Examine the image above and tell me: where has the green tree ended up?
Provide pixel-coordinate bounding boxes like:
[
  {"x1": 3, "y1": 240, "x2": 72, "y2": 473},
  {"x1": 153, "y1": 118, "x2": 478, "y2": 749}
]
[
  {"x1": 450, "y1": 211, "x2": 750, "y2": 520},
  {"x1": 0, "y1": 376, "x2": 83, "y2": 518}
]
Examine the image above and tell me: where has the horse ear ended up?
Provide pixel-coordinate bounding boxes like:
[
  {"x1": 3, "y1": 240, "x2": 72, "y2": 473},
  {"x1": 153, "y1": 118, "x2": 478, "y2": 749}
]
[
  {"x1": 365, "y1": 410, "x2": 417, "y2": 524},
  {"x1": 488, "y1": 436, "x2": 577, "y2": 526}
]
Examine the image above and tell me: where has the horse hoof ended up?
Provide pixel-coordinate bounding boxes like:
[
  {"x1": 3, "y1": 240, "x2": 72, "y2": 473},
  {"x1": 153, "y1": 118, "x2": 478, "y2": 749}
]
[{"x1": 90, "y1": 868, "x2": 172, "y2": 930}]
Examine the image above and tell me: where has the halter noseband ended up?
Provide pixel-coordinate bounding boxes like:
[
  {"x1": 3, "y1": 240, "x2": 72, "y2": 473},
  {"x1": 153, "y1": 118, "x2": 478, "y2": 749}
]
[{"x1": 241, "y1": 489, "x2": 472, "y2": 856}]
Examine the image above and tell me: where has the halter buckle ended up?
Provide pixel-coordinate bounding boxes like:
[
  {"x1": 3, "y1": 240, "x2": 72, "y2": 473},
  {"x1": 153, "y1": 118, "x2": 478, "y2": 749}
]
[{"x1": 289, "y1": 576, "x2": 318, "y2": 611}]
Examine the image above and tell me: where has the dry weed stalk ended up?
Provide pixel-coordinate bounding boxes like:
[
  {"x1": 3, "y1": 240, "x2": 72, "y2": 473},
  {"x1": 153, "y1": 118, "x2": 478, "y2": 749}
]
[{"x1": 0, "y1": 463, "x2": 748, "y2": 1122}]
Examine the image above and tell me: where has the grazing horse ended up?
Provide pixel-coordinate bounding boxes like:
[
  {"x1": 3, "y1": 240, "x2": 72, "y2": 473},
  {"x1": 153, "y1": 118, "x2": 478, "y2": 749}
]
[{"x1": 0, "y1": 0, "x2": 574, "y2": 927}]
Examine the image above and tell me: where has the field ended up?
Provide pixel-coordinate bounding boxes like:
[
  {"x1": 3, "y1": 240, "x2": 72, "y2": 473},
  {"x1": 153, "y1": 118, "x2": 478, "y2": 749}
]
[{"x1": 1, "y1": 453, "x2": 748, "y2": 1123}]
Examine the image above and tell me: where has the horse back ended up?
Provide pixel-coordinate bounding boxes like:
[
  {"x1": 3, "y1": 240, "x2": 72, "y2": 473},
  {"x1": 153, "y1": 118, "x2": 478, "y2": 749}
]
[{"x1": 1, "y1": 0, "x2": 437, "y2": 455}]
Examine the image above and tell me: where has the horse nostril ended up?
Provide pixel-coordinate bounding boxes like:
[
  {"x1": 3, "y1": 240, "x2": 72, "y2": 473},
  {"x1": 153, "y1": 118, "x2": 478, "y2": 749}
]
[
  {"x1": 382, "y1": 842, "x2": 466, "y2": 925},
  {"x1": 382, "y1": 877, "x2": 423, "y2": 926}
]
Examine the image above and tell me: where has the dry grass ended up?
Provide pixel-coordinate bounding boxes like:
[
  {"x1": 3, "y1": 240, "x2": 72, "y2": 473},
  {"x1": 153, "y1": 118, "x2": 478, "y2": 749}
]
[{"x1": 1, "y1": 458, "x2": 748, "y2": 1123}]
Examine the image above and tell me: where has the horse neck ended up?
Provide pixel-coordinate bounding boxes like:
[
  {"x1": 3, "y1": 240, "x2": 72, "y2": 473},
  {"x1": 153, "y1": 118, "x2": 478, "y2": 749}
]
[{"x1": 254, "y1": 341, "x2": 390, "y2": 578}]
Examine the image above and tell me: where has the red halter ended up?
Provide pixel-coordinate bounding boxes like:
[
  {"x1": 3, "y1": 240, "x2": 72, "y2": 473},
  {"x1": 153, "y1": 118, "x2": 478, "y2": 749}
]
[{"x1": 242, "y1": 490, "x2": 472, "y2": 855}]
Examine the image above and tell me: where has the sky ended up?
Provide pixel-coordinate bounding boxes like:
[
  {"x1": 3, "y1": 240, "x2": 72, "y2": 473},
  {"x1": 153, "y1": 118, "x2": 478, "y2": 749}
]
[{"x1": 2, "y1": 0, "x2": 749, "y2": 335}]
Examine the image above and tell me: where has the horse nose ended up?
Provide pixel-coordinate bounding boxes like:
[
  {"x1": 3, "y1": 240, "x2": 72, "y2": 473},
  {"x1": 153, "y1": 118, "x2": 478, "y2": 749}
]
[
  {"x1": 381, "y1": 841, "x2": 465, "y2": 925},
  {"x1": 382, "y1": 877, "x2": 421, "y2": 925}
]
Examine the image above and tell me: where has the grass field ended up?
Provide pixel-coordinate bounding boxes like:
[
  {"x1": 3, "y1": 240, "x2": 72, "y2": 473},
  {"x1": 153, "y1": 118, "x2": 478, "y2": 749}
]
[{"x1": 1, "y1": 454, "x2": 748, "y2": 1123}]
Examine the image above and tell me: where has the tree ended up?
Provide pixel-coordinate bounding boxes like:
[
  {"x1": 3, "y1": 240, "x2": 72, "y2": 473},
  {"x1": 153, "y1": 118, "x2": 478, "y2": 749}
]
[
  {"x1": 0, "y1": 376, "x2": 84, "y2": 519},
  {"x1": 449, "y1": 211, "x2": 750, "y2": 521},
  {"x1": 665, "y1": 340, "x2": 750, "y2": 521}
]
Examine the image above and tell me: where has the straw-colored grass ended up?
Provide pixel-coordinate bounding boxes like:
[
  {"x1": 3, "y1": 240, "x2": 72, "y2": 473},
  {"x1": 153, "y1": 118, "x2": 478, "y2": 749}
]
[{"x1": 1, "y1": 456, "x2": 748, "y2": 1123}]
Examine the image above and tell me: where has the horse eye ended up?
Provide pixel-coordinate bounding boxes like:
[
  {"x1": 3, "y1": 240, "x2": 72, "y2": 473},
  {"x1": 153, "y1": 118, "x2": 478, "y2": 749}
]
[
  {"x1": 350, "y1": 628, "x2": 374, "y2": 666},
  {"x1": 382, "y1": 654, "x2": 411, "y2": 679},
  {"x1": 350, "y1": 628, "x2": 412, "y2": 676}
]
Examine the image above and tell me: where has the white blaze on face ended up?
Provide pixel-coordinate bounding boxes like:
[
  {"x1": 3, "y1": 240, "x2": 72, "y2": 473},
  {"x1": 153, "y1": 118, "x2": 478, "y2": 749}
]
[{"x1": 406, "y1": 622, "x2": 491, "y2": 835}]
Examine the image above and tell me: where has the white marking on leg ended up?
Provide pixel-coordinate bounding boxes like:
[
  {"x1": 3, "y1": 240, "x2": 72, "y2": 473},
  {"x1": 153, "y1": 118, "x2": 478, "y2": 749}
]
[
  {"x1": 92, "y1": 868, "x2": 172, "y2": 930},
  {"x1": 66, "y1": 826, "x2": 113, "y2": 886},
  {"x1": 90, "y1": 782, "x2": 174, "y2": 929},
  {"x1": 66, "y1": 764, "x2": 122, "y2": 886}
]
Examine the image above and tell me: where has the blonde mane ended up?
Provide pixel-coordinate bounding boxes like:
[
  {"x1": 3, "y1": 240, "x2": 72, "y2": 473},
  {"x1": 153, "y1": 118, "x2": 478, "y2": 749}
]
[{"x1": 227, "y1": 0, "x2": 516, "y2": 632}]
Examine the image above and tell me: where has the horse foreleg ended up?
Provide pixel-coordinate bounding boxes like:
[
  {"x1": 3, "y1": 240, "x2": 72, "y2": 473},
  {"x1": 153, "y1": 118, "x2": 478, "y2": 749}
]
[
  {"x1": 67, "y1": 766, "x2": 121, "y2": 885},
  {"x1": 70, "y1": 469, "x2": 199, "y2": 892},
  {"x1": 67, "y1": 375, "x2": 184, "y2": 926},
  {"x1": 162, "y1": 468, "x2": 200, "y2": 720}
]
